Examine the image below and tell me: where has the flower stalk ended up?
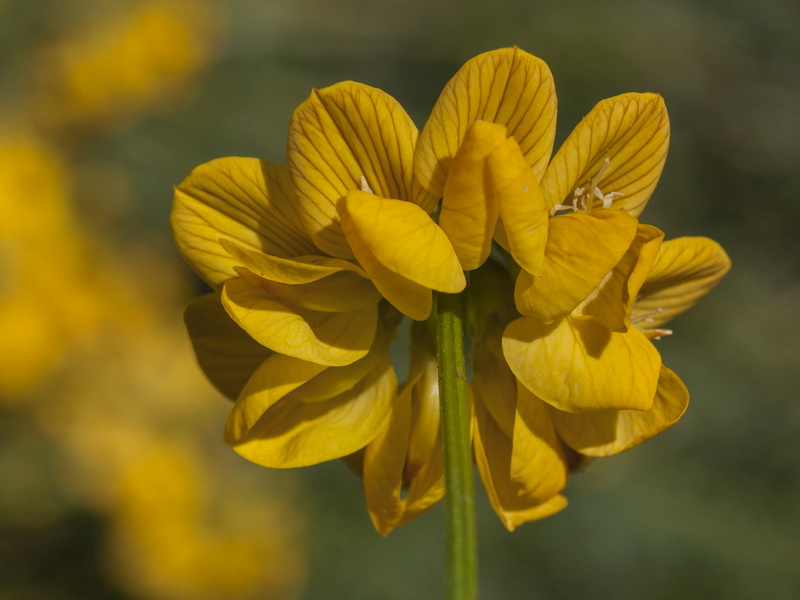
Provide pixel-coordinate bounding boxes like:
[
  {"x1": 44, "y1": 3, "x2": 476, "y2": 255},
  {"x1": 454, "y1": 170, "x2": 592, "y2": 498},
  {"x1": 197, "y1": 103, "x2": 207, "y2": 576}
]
[{"x1": 435, "y1": 290, "x2": 477, "y2": 600}]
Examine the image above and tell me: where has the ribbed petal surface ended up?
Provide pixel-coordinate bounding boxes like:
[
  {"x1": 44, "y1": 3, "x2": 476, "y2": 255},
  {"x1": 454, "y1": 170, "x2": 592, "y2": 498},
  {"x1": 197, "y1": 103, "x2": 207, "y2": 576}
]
[
  {"x1": 172, "y1": 158, "x2": 316, "y2": 287},
  {"x1": 541, "y1": 93, "x2": 669, "y2": 217},
  {"x1": 287, "y1": 82, "x2": 434, "y2": 258},
  {"x1": 416, "y1": 47, "x2": 557, "y2": 196},
  {"x1": 634, "y1": 237, "x2": 731, "y2": 328}
]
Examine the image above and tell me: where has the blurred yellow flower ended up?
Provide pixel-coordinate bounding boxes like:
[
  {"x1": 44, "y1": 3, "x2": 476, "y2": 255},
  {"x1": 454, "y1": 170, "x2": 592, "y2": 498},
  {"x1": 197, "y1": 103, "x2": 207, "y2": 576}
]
[
  {"x1": 109, "y1": 441, "x2": 305, "y2": 600},
  {"x1": 32, "y1": 0, "x2": 220, "y2": 130},
  {"x1": 0, "y1": 134, "x2": 107, "y2": 396}
]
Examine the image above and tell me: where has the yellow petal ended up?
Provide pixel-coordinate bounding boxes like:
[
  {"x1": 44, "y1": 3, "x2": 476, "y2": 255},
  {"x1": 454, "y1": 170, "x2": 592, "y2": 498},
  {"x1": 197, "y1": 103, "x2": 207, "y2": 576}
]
[
  {"x1": 471, "y1": 331, "x2": 517, "y2": 439},
  {"x1": 228, "y1": 350, "x2": 396, "y2": 468},
  {"x1": 503, "y1": 316, "x2": 661, "y2": 412},
  {"x1": 220, "y1": 238, "x2": 367, "y2": 283},
  {"x1": 439, "y1": 121, "x2": 507, "y2": 270},
  {"x1": 634, "y1": 237, "x2": 731, "y2": 328},
  {"x1": 416, "y1": 47, "x2": 557, "y2": 196},
  {"x1": 551, "y1": 366, "x2": 689, "y2": 456},
  {"x1": 225, "y1": 353, "x2": 328, "y2": 443},
  {"x1": 183, "y1": 294, "x2": 273, "y2": 400},
  {"x1": 541, "y1": 93, "x2": 669, "y2": 217},
  {"x1": 284, "y1": 325, "x2": 392, "y2": 403},
  {"x1": 339, "y1": 191, "x2": 465, "y2": 319},
  {"x1": 473, "y1": 396, "x2": 567, "y2": 531},
  {"x1": 237, "y1": 266, "x2": 380, "y2": 313},
  {"x1": 172, "y1": 158, "x2": 316, "y2": 287},
  {"x1": 574, "y1": 224, "x2": 664, "y2": 331},
  {"x1": 514, "y1": 209, "x2": 638, "y2": 322},
  {"x1": 510, "y1": 385, "x2": 569, "y2": 502},
  {"x1": 363, "y1": 377, "x2": 445, "y2": 536},
  {"x1": 287, "y1": 82, "x2": 435, "y2": 258},
  {"x1": 488, "y1": 135, "x2": 549, "y2": 275},
  {"x1": 222, "y1": 276, "x2": 376, "y2": 366}
]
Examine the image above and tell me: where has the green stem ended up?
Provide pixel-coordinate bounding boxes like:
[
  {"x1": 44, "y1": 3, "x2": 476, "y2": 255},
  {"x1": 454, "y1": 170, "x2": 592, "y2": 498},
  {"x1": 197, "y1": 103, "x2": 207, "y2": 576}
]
[{"x1": 435, "y1": 291, "x2": 477, "y2": 600}]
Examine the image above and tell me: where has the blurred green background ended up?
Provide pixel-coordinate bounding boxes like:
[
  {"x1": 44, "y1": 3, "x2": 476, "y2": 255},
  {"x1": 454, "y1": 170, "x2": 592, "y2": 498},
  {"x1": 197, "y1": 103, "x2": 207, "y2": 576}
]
[{"x1": 1, "y1": 0, "x2": 798, "y2": 598}]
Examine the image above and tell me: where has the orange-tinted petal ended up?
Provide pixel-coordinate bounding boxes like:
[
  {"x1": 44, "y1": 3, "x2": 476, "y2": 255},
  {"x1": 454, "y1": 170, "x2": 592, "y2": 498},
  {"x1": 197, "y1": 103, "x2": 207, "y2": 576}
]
[
  {"x1": 287, "y1": 82, "x2": 434, "y2": 258},
  {"x1": 172, "y1": 158, "x2": 316, "y2": 287},
  {"x1": 416, "y1": 47, "x2": 557, "y2": 196},
  {"x1": 551, "y1": 366, "x2": 688, "y2": 456}
]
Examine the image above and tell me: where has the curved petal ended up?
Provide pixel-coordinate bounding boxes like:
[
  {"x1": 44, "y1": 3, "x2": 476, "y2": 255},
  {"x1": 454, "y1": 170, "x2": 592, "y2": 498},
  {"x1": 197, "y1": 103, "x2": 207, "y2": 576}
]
[
  {"x1": 551, "y1": 366, "x2": 689, "y2": 456},
  {"x1": 172, "y1": 158, "x2": 316, "y2": 287},
  {"x1": 225, "y1": 353, "x2": 328, "y2": 443},
  {"x1": 473, "y1": 396, "x2": 567, "y2": 531},
  {"x1": 222, "y1": 276, "x2": 376, "y2": 366},
  {"x1": 239, "y1": 268, "x2": 380, "y2": 313},
  {"x1": 541, "y1": 93, "x2": 669, "y2": 217},
  {"x1": 184, "y1": 294, "x2": 273, "y2": 400},
  {"x1": 227, "y1": 351, "x2": 396, "y2": 468},
  {"x1": 339, "y1": 191, "x2": 465, "y2": 319},
  {"x1": 488, "y1": 135, "x2": 549, "y2": 275},
  {"x1": 287, "y1": 82, "x2": 434, "y2": 258},
  {"x1": 574, "y1": 224, "x2": 664, "y2": 331},
  {"x1": 514, "y1": 209, "x2": 638, "y2": 322},
  {"x1": 634, "y1": 237, "x2": 731, "y2": 328},
  {"x1": 511, "y1": 384, "x2": 569, "y2": 498},
  {"x1": 438, "y1": 121, "x2": 507, "y2": 270},
  {"x1": 503, "y1": 316, "x2": 662, "y2": 412},
  {"x1": 363, "y1": 376, "x2": 445, "y2": 536},
  {"x1": 416, "y1": 47, "x2": 557, "y2": 196},
  {"x1": 220, "y1": 238, "x2": 367, "y2": 283},
  {"x1": 284, "y1": 325, "x2": 392, "y2": 403}
]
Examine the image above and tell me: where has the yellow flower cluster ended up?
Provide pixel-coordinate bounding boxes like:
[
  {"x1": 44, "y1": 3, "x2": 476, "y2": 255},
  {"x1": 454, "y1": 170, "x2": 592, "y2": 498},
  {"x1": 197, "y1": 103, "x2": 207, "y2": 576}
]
[{"x1": 173, "y1": 47, "x2": 730, "y2": 533}]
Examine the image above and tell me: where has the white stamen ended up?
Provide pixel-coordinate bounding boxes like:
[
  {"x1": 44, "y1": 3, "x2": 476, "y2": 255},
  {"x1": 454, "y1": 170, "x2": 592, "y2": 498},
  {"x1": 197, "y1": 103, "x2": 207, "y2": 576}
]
[{"x1": 360, "y1": 176, "x2": 373, "y2": 194}]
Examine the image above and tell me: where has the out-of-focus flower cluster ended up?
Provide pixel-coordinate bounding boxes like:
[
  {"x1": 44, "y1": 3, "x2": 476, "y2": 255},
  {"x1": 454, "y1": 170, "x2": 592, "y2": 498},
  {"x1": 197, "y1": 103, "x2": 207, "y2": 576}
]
[
  {"x1": 173, "y1": 47, "x2": 730, "y2": 533},
  {"x1": 1, "y1": 2, "x2": 306, "y2": 598}
]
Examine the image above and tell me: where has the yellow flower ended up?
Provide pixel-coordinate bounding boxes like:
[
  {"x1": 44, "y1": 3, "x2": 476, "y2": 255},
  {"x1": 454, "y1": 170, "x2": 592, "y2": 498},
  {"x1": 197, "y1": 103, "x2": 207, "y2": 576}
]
[
  {"x1": 172, "y1": 82, "x2": 465, "y2": 471},
  {"x1": 32, "y1": 0, "x2": 220, "y2": 131},
  {"x1": 174, "y1": 46, "x2": 730, "y2": 534},
  {"x1": 523, "y1": 235, "x2": 731, "y2": 459}
]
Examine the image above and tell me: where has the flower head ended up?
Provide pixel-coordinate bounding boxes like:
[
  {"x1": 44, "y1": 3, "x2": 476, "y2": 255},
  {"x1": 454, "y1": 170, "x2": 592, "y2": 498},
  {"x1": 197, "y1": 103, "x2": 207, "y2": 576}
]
[{"x1": 173, "y1": 46, "x2": 729, "y2": 533}]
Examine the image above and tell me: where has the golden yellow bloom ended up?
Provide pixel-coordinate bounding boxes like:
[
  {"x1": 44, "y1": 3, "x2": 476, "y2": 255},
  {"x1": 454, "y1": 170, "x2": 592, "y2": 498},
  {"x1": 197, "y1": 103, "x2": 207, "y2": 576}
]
[{"x1": 175, "y1": 46, "x2": 730, "y2": 533}]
